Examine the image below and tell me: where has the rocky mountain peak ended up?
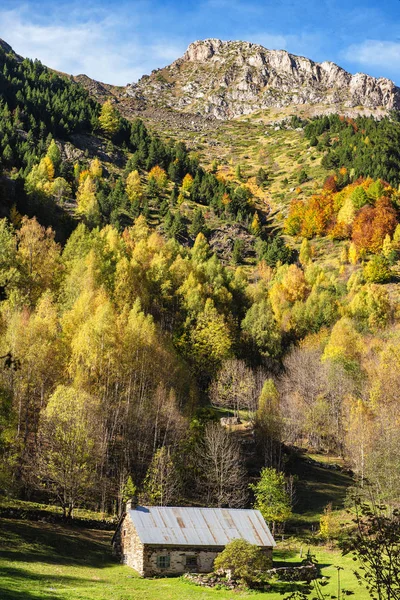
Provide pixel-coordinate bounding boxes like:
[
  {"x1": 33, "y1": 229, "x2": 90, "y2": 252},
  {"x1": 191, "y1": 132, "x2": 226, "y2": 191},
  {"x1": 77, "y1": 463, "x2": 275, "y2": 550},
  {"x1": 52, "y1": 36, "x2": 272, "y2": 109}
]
[
  {"x1": 182, "y1": 38, "x2": 225, "y2": 62},
  {"x1": 0, "y1": 39, "x2": 23, "y2": 61},
  {"x1": 126, "y1": 38, "x2": 400, "y2": 119}
]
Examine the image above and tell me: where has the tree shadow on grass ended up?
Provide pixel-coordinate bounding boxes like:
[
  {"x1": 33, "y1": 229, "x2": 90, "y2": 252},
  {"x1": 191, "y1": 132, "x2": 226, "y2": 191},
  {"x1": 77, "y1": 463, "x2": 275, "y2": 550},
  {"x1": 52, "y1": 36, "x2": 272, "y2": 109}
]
[
  {"x1": 0, "y1": 565, "x2": 105, "y2": 600},
  {"x1": 0, "y1": 519, "x2": 116, "y2": 569},
  {"x1": 267, "y1": 568, "x2": 332, "y2": 596},
  {"x1": 288, "y1": 458, "x2": 353, "y2": 516},
  {"x1": 0, "y1": 587, "x2": 59, "y2": 600},
  {"x1": 268, "y1": 581, "x2": 310, "y2": 595}
]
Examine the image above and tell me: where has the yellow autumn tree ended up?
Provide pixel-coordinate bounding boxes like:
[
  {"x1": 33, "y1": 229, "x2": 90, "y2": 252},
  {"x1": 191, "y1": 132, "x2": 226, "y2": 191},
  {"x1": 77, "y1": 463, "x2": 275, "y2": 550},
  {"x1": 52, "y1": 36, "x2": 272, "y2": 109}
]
[
  {"x1": 322, "y1": 317, "x2": 362, "y2": 371},
  {"x1": 190, "y1": 298, "x2": 232, "y2": 377},
  {"x1": 42, "y1": 156, "x2": 55, "y2": 182},
  {"x1": 98, "y1": 100, "x2": 120, "y2": 136},
  {"x1": 148, "y1": 165, "x2": 168, "y2": 190},
  {"x1": 25, "y1": 156, "x2": 55, "y2": 196},
  {"x1": 255, "y1": 379, "x2": 282, "y2": 465},
  {"x1": 320, "y1": 503, "x2": 341, "y2": 544},
  {"x1": 348, "y1": 242, "x2": 358, "y2": 265},
  {"x1": 3, "y1": 291, "x2": 63, "y2": 442},
  {"x1": 36, "y1": 385, "x2": 102, "y2": 518},
  {"x1": 251, "y1": 212, "x2": 262, "y2": 236},
  {"x1": 348, "y1": 284, "x2": 391, "y2": 331},
  {"x1": 46, "y1": 139, "x2": 61, "y2": 170},
  {"x1": 269, "y1": 264, "x2": 309, "y2": 331},
  {"x1": 181, "y1": 173, "x2": 194, "y2": 195},
  {"x1": 222, "y1": 193, "x2": 231, "y2": 208},
  {"x1": 76, "y1": 175, "x2": 99, "y2": 224},
  {"x1": 68, "y1": 291, "x2": 117, "y2": 388},
  {"x1": 382, "y1": 234, "x2": 394, "y2": 260},
  {"x1": 299, "y1": 238, "x2": 312, "y2": 266},
  {"x1": 126, "y1": 170, "x2": 143, "y2": 203},
  {"x1": 337, "y1": 195, "x2": 355, "y2": 225},
  {"x1": 90, "y1": 158, "x2": 103, "y2": 180},
  {"x1": 340, "y1": 245, "x2": 348, "y2": 264},
  {"x1": 16, "y1": 217, "x2": 61, "y2": 305},
  {"x1": 393, "y1": 224, "x2": 400, "y2": 248}
]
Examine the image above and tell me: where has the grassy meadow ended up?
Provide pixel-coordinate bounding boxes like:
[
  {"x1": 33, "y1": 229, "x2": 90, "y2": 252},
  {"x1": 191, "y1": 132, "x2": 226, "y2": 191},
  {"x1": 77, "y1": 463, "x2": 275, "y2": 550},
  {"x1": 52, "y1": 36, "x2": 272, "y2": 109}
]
[{"x1": 0, "y1": 516, "x2": 366, "y2": 600}]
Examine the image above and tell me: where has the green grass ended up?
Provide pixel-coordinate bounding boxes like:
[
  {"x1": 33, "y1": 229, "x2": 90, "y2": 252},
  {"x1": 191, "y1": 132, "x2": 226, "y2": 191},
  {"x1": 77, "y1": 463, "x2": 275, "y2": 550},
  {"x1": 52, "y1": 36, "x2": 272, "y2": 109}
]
[
  {"x1": 0, "y1": 517, "x2": 368, "y2": 600},
  {"x1": 286, "y1": 453, "x2": 354, "y2": 534}
]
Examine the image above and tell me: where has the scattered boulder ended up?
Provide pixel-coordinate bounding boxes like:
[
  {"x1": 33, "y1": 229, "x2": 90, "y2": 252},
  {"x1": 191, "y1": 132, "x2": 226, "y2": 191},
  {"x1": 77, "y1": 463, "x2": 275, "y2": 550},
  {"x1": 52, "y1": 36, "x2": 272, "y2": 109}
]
[{"x1": 209, "y1": 223, "x2": 255, "y2": 263}]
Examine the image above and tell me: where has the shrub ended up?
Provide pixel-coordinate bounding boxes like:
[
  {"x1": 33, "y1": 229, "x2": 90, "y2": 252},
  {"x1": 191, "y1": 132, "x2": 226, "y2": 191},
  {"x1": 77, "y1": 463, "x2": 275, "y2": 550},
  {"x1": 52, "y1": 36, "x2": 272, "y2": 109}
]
[
  {"x1": 298, "y1": 169, "x2": 308, "y2": 184},
  {"x1": 320, "y1": 503, "x2": 342, "y2": 543},
  {"x1": 363, "y1": 256, "x2": 391, "y2": 284},
  {"x1": 214, "y1": 539, "x2": 269, "y2": 586}
]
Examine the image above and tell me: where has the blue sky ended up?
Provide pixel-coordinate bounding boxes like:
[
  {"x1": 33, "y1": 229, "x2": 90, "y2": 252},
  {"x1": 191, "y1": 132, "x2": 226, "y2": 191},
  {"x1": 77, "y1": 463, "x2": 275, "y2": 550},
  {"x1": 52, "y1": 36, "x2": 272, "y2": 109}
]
[{"x1": 1, "y1": 0, "x2": 400, "y2": 86}]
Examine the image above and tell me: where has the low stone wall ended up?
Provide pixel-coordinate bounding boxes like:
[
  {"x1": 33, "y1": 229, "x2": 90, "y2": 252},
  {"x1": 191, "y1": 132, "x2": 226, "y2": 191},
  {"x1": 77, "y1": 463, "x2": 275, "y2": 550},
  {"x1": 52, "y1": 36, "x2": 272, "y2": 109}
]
[
  {"x1": 184, "y1": 572, "x2": 238, "y2": 590},
  {"x1": 185, "y1": 563, "x2": 318, "y2": 589},
  {"x1": 266, "y1": 564, "x2": 318, "y2": 582}
]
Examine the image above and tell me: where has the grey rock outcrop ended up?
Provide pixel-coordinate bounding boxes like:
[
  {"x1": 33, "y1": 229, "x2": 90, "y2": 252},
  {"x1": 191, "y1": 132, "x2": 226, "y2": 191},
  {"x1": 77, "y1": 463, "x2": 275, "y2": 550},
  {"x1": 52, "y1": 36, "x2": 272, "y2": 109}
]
[{"x1": 126, "y1": 39, "x2": 400, "y2": 119}]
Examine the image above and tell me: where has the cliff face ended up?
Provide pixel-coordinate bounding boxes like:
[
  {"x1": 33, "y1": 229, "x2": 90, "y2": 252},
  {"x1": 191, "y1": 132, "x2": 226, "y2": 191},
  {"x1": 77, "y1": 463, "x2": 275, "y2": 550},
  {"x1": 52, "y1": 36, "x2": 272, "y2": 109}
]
[{"x1": 126, "y1": 39, "x2": 400, "y2": 119}]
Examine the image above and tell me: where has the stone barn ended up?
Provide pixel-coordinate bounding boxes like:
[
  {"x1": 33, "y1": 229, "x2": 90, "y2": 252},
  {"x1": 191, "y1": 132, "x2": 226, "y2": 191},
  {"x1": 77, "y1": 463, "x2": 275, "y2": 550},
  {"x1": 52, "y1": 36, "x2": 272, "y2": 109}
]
[{"x1": 112, "y1": 503, "x2": 275, "y2": 577}]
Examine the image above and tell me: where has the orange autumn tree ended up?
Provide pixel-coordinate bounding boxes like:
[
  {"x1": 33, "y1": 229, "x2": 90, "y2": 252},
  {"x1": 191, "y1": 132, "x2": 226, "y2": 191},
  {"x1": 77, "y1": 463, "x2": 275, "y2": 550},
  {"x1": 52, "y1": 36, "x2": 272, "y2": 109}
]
[
  {"x1": 285, "y1": 192, "x2": 336, "y2": 239},
  {"x1": 301, "y1": 192, "x2": 336, "y2": 238},
  {"x1": 294, "y1": 193, "x2": 336, "y2": 238},
  {"x1": 352, "y1": 198, "x2": 397, "y2": 253},
  {"x1": 323, "y1": 174, "x2": 338, "y2": 193}
]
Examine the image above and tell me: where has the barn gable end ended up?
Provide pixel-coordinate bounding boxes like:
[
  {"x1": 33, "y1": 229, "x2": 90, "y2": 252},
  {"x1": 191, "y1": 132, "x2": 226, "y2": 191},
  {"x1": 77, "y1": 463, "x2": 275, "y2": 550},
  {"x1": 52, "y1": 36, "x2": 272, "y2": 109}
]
[{"x1": 112, "y1": 512, "x2": 145, "y2": 574}]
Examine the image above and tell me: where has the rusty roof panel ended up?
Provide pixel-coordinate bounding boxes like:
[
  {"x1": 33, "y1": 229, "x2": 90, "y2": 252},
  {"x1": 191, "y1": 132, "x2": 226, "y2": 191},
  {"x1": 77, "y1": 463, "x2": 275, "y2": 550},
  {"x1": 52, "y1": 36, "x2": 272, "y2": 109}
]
[{"x1": 128, "y1": 506, "x2": 276, "y2": 547}]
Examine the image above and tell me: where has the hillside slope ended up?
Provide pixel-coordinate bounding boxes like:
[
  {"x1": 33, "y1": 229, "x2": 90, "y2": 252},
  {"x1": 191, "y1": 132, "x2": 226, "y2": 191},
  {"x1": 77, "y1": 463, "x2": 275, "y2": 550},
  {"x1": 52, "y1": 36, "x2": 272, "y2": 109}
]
[{"x1": 1, "y1": 35, "x2": 400, "y2": 539}]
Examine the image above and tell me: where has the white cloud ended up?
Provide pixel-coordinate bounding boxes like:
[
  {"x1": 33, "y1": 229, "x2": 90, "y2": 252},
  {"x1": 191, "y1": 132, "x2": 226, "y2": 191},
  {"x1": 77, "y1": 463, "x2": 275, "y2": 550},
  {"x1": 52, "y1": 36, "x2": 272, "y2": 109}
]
[
  {"x1": 0, "y1": 6, "x2": 184, "y2": 85},
  {"x1": 343, "y1": 40, "x2": 400, "y2": 72}
]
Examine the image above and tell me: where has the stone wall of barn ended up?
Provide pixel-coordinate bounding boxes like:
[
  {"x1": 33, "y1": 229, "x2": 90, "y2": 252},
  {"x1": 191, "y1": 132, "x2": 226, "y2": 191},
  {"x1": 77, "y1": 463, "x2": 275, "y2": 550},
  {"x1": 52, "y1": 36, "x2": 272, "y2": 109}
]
[
  {"x1": 113, "y1": 513, "x2": 145, "y2": 575},
  {"x1": 142, "y1": 545, "x2": 273, "y2": 577},
  {"x1": 142, "y1": 545, "x2": 224, "y2": 576}
]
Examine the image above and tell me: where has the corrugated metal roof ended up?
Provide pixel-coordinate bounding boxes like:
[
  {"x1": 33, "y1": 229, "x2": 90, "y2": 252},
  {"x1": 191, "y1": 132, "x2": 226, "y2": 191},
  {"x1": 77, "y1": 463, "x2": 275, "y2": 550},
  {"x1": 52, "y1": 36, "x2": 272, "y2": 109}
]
[{"x1": 128, "y1": 506, "x2": 276, "y2": 547}]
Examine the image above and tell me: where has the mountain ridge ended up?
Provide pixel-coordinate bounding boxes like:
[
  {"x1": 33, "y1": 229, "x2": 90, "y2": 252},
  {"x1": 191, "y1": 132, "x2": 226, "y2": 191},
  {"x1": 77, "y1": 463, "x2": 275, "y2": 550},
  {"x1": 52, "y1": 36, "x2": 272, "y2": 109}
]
[
  {"x1": 126, "y1": 38, "x2": 400, "y2": 119},
  {"x1": 0, "y1": 38, "x2": 23, "y2": 62},
  {"x1": 1, "y1": 36, "x2": 400, "y2": 125}
]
